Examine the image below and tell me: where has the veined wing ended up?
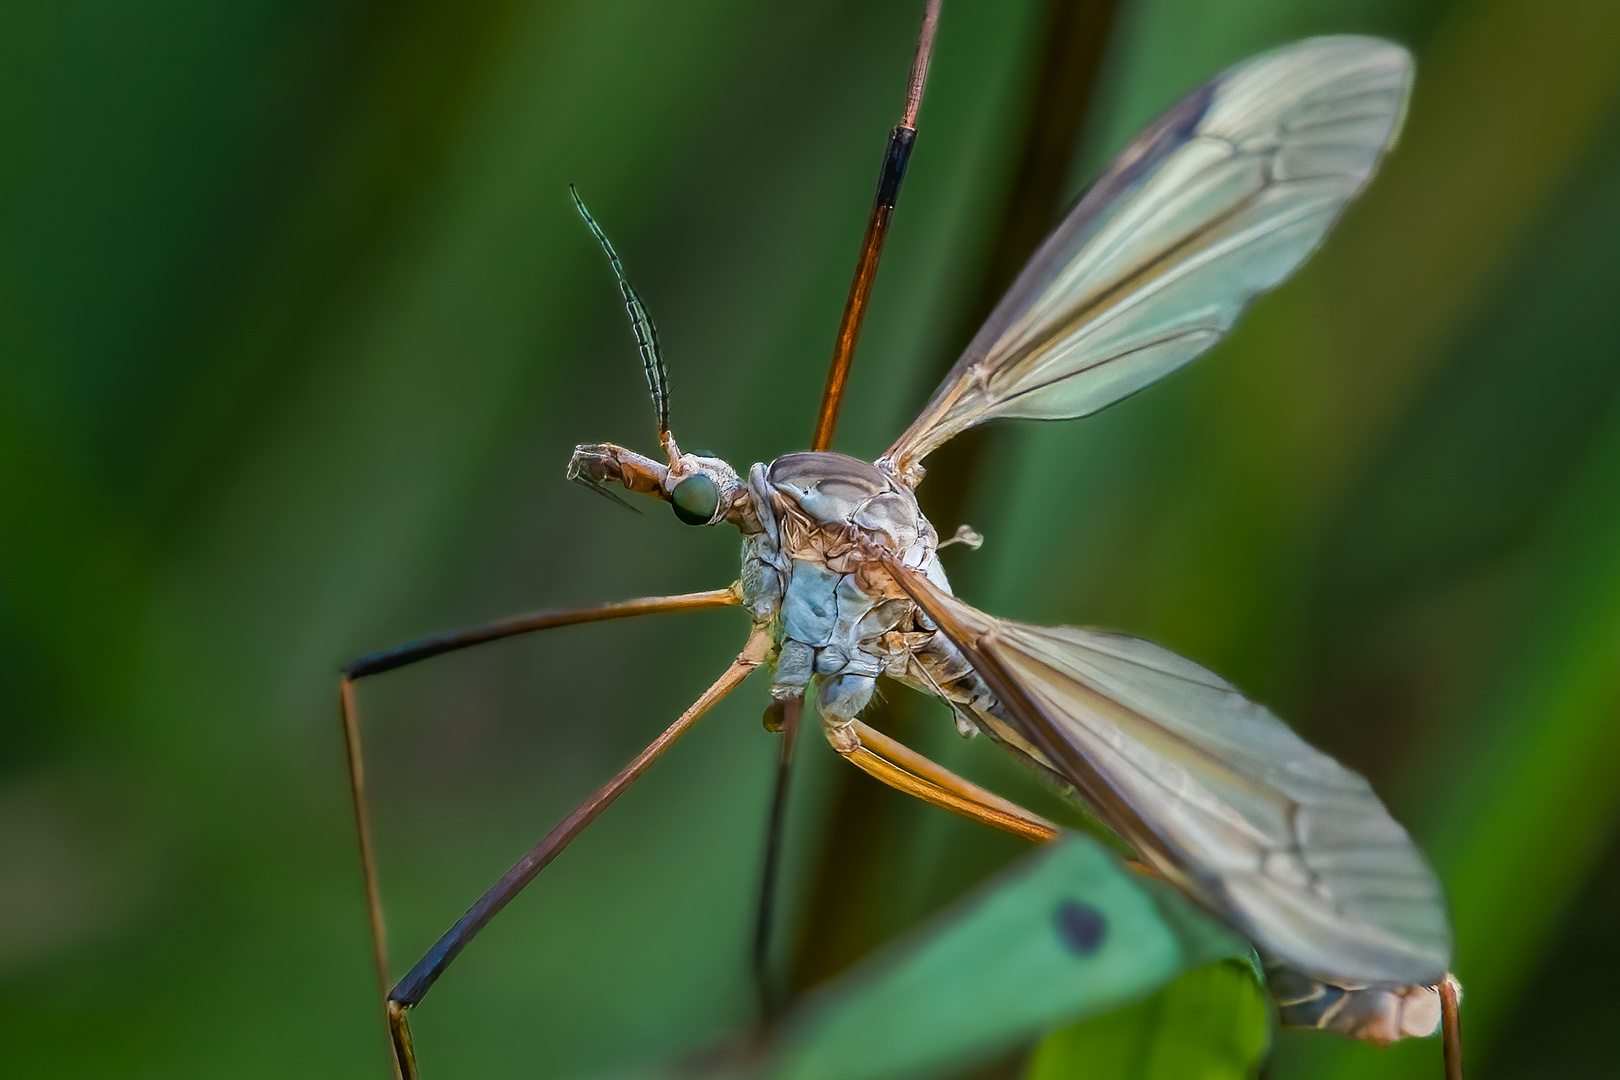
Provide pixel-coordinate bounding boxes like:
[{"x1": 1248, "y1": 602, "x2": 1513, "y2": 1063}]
[
  {"x1": 881, "y1": 37, "x2": 1412, "y2": 483},
  {"x1": 887, "y1": 560, "x2": 1451, "y2": 989}
]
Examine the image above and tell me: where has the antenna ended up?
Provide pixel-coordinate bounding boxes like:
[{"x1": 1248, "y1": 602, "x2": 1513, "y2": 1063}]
[{"x1": 571, "y1": 185, "x2": 671, "y2": 438}]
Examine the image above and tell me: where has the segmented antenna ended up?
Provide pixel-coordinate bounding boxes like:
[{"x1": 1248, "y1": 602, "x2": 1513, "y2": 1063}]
[{"x1": 570, "y1": 185, "x2": 670, "y2": 436}]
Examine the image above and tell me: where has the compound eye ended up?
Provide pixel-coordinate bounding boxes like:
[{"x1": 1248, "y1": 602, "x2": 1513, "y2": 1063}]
[{"x1": 670, "y1": 473, "x2": 720, "y2": 526}]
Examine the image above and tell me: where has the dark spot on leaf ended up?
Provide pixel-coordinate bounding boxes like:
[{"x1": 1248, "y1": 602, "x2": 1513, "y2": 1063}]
[{"x1": 1054, "y1": 899, "x2": 1106, "y2": 955}]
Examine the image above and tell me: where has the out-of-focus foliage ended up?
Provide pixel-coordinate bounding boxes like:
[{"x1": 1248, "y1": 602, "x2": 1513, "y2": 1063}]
[
  {"x1": 1, "y1": 1, "x2": 1617, "y2": 1079},
  {"x1": 1025, "y1": 961, "x2": 1269, "y2": 1080}
]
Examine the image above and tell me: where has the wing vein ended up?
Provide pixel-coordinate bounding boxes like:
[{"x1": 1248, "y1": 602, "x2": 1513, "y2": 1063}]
[{"x1": 881, "y1": 37, "x2": 1412, "y2": 479}]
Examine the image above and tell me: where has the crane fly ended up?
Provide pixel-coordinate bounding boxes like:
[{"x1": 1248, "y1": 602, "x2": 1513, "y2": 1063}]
[{"x1": 339, "y1": 6, "x2": 1463, "y2": 1078}]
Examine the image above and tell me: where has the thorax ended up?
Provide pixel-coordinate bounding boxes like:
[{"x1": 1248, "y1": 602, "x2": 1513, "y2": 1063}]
[{"x1": 736, "y1": 451, "x2": 942, "y2": 633}]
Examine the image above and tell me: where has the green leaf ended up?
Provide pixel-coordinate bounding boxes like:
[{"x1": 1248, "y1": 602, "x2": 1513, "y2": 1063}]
[
  {"x1": 1024, "y1": 961, "x2": 1269, "y2": 1080},
  {"x1": 756, "y1": 834, "x2": 1254, "y2": 1080}
]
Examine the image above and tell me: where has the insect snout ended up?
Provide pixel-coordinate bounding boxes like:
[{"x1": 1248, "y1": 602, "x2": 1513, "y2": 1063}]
[{"x1": 566, "y1": 442, "x2": 670, "y2": 514}]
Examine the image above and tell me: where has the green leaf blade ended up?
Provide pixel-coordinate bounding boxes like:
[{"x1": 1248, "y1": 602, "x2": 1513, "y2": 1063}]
[{"x1": 764, "y1": 835, "x2": 1253, "y2": 1080}]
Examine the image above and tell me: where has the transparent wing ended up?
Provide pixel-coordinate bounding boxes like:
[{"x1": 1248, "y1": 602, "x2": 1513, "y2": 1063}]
[
  {"x1": 892, "y1": 564, "x2": 1450, "y2": 988},
  {"x1": 882, "y1": 37, "x2": 1413, "y2": 482}
]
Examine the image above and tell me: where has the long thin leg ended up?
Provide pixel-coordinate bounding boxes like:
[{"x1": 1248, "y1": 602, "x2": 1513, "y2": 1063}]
[
  {"x1": 809, "y1": 0, "x2": 942, "y2": 451},
  {"x1": 837, "y1": 719, "x2": 1059, "y2": 843},
  {"x1": 752, "y1": 695, "x2": 803, "y2": 1020},
  {"x1": 844, "y1": 722, "x2": 1165, "y2": 884},
  {"x1": 339, "y1": 677, "x2": 394, "y2": 1043},
  {"x1": 338, "y1": 587, "x2": 744, "y2": 1078},
  {"x1": 343, "y1": 586, "x2": 738, "y2": 679},
  {"x1": 1440, "y1": 973, "x2": 1463, "y2": 1080},
  {"x1": 384, "y1": 627, "x2": 770, "y2": 1079}
]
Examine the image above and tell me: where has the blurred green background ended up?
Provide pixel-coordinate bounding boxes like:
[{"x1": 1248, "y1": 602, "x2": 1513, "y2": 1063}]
[{"x1": 2, "y1": 0, "x2": 1618, "y2": 1076}]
